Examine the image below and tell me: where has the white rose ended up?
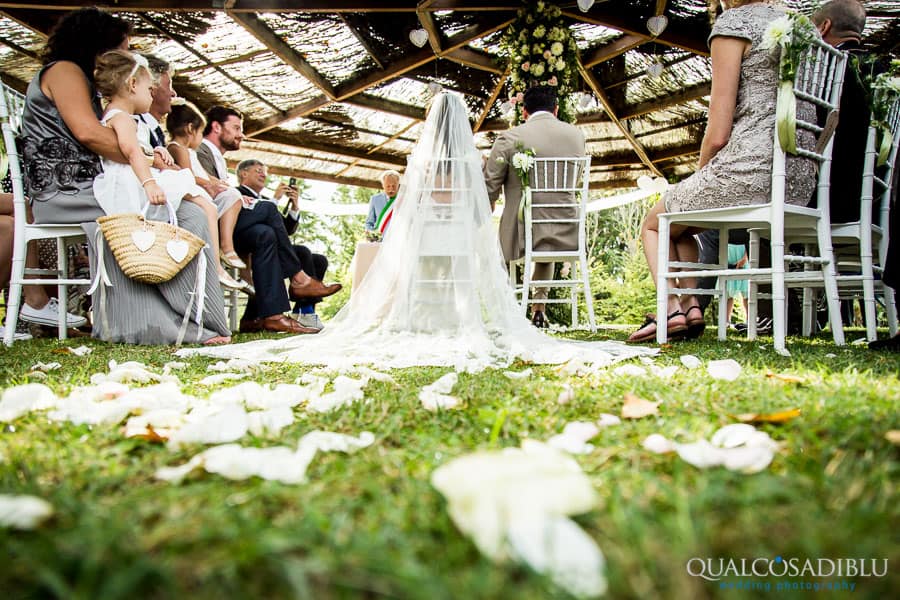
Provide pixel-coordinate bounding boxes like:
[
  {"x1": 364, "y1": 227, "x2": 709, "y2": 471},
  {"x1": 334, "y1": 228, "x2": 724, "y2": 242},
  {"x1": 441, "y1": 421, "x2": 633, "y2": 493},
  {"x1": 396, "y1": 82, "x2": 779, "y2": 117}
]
[
  {"x1": 531, "y1": 62, "x2": 545, "y2": 77},
  {"x1": 551, "y1": 42, "x2": 564, "y2": 56},
  {"x1": 761, "y1": 16, "x2": 792, "y2": 51}
]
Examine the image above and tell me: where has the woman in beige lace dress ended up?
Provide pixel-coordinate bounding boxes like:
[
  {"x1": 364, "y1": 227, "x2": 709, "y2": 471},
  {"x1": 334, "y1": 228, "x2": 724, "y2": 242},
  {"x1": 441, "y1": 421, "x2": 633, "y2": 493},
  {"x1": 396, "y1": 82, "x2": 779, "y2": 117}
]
[{"x1": 629, "y1": 0, "x2": 817, "y2": 342}]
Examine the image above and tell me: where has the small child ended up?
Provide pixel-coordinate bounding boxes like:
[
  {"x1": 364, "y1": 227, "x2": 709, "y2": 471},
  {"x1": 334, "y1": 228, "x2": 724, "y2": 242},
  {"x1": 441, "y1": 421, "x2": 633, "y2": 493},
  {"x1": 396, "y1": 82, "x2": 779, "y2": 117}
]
[
  {"x1": 166, "y1": 101, "x2": 252, "y2": 291},
  {"x1": 91, "y1": 50, "x2": 244, "y2": 291}
]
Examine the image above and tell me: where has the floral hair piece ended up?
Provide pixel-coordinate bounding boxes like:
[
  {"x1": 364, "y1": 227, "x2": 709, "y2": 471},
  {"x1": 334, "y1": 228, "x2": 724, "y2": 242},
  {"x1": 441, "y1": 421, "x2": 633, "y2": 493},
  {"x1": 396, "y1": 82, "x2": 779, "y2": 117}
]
[{"x1": 127, "y1": 53, "x2": 150, "y2": 80}]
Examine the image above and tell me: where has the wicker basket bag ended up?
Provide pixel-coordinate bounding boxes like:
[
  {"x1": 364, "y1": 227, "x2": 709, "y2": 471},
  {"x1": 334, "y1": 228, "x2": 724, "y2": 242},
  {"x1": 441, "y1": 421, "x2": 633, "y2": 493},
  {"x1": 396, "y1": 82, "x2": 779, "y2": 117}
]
[{"x1": 96, "y1": 201, "x2": 205, "y2": 284}]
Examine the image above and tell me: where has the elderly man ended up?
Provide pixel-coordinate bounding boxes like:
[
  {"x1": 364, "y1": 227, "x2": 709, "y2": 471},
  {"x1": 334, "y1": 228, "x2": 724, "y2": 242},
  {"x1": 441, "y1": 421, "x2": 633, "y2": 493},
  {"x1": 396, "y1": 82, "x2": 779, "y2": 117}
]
[
  {"x1": 139, "y1": 54, "x2": 175, "y2": 149},
  {"x1": 236, "y1": 159, "x2": 332, "y2": 331},
  {"x1": 365, "y1": 170, "x2": 400, "y2": 238},
  {"x1": 196, "y1": 106, "x2": 340, "y2": 334},
  {"x1": 484, "y1": 85, "x2": 585, "y2": 329}
]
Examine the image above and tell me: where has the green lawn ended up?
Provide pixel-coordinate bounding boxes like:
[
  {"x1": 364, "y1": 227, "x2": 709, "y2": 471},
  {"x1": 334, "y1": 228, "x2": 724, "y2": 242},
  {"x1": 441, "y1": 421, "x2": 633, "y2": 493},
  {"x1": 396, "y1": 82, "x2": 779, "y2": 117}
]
[{"x1": 1, "y1": 329, "x2": 898, "y2": 599}]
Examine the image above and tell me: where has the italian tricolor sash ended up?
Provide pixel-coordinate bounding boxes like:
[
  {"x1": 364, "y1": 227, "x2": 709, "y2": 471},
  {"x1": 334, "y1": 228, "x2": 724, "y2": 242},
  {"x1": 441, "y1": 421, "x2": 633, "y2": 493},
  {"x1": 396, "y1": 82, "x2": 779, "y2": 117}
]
[{"x1": 375, "y1": 196, "x2": 395, "y2": 235}]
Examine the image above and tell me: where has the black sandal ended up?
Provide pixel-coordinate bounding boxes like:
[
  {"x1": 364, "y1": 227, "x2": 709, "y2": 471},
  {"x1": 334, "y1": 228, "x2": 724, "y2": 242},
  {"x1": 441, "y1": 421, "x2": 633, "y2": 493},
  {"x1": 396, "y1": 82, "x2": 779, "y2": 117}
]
[
  {"x1": 628, "y1": 310, "x2": 687, "y2": 343},
  {"x1": 684, "y1": 305, "x2": 706, "y2": 340}
]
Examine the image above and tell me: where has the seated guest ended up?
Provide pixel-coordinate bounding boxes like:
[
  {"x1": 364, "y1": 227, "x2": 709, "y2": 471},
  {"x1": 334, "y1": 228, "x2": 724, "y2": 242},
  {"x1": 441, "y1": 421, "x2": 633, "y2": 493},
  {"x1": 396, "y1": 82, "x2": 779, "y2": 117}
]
[
  {"x1": 484, "y1": 85, "x2": 586, "y2": 329},
  {"x1": 235, "y1": 160, "x2": 332, "y2": 332},
  {"x1": 365, "y1": 170, "x2": 400, "y2": 240},
  {"x1": 195, "y1": 107, "x2": 340, "y2": 334},
  {"x1": 810, "y1": 0, "x2": 869, "y2": 223},
  {"x1": 19, "y1": 7, "x2": 230, "y2": 345},
  {"x1": 138, "y1": 53, "x2": 175, "y2": 150},
  {"x1": 629, "y1": 0, "x2": 817, "y2": 343}
]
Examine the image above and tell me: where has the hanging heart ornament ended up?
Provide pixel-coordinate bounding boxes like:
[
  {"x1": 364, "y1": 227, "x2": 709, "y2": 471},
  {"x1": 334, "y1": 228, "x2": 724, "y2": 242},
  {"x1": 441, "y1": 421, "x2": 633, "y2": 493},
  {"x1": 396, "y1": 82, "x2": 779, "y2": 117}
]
[
  {"x1": 131, "y1": 229, "x2": 156, "y2": 252},
  {"x1": 577, "y1": 0, "x2": 596, "y2": 12},
  {"x1": 646, "y1": 15, "x2": 669, "y2": 37},
  {"x1": 409, "y1": 28, "x2": 429, "y2": 48},
  {"x1": 166, "y1": 238, "x2": 189, "y2": 263}
]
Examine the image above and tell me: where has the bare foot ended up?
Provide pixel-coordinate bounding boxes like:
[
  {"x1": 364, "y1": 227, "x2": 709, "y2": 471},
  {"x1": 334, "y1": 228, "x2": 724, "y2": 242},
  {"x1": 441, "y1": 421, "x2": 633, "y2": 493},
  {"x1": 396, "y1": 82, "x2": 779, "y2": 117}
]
[{"x1": 203, "y1": 335, "x2": 231, "y2": 346}]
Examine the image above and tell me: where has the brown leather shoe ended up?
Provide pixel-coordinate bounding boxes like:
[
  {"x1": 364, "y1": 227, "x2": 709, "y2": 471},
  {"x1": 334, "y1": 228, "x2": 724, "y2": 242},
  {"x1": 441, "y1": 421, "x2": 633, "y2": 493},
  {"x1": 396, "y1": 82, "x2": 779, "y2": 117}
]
[
  {"x1": 259, "y1": 314, "x2": 320, "y2": 334},
  {"x1": 289, "y1": 278, "x2": 342, "y2": 300},
  {"x1": 239, "y1": 318, "x2": 263, "y2": 333}
]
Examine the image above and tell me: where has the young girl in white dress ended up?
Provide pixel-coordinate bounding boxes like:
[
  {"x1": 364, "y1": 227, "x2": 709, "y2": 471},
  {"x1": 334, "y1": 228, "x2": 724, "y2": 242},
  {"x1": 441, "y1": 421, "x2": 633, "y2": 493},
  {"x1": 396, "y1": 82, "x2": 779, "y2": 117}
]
[
  {"x1": 165, "y1": 101, "x2": 248, "y2": 279},
  {"x1": 91, "y1": 50, "x2": 244, "y2": 290}
]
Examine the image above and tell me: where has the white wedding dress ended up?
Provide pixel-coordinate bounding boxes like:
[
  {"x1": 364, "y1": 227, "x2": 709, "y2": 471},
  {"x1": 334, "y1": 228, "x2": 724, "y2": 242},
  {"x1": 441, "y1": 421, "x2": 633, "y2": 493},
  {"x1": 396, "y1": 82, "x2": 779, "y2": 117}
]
[{"x1": 180, "y1": 93, "x2": 653, "y2": 371}]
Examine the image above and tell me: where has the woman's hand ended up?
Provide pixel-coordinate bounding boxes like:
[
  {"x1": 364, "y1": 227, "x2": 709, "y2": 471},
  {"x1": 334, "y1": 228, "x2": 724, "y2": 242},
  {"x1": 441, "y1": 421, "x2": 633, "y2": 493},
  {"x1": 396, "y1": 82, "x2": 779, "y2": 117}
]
[{"x1": 144, "y1": 180, "x2": 166, "y2": 205}]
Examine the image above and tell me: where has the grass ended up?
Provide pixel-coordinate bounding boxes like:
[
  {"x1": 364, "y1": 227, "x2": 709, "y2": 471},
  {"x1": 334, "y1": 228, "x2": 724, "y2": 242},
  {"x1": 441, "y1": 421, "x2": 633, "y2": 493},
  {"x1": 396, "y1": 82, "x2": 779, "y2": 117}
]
[{"x1": 0, "y1": 327, "x2": 898, "y2": 599}]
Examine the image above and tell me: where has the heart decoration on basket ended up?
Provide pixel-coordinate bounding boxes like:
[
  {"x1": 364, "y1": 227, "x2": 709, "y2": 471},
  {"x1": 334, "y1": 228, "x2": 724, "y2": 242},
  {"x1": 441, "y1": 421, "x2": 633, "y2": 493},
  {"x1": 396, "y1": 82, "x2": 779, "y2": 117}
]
[{"x1": 97, "y1": 201, "x2": 205, "y2": 284}]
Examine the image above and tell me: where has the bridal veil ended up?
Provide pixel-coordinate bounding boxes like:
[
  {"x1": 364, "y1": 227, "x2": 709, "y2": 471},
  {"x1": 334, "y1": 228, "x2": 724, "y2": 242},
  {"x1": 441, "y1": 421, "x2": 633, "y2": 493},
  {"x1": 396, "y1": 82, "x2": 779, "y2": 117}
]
[{"x1": 181, "y1": 93, "x2": 651, "y2": 371}]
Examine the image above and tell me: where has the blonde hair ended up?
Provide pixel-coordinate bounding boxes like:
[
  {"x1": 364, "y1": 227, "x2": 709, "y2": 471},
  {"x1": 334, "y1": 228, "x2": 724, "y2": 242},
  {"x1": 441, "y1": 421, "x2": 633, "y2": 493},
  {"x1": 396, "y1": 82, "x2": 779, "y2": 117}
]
[{"x1": 94, "y1": 50, "x2": 150, "y2": 99}]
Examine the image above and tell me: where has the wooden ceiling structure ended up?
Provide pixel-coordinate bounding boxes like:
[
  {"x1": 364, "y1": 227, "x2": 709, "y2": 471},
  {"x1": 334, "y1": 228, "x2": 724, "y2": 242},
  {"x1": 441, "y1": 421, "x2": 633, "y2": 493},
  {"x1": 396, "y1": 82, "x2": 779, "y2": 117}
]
[{"x1": 0, "y1": 1, "x2": 898, "y2": 191}]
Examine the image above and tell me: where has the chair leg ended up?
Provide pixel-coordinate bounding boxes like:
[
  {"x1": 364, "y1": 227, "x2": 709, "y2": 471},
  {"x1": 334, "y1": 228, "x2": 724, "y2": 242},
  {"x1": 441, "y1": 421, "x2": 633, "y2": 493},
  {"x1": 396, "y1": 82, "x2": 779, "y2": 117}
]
[
  {"x1": 57, "y1": 238, "x2": 68, "y2": 340},
  {"x1": 655, "y1": 215, "x2": 670, "y2": 344},
  {"x1": 771, "y1": 232, "x2": 787, "y2": 354},
  {"x1": 802, "y1": 244, "x2": 814, "y2": 337},
  {"x1": 717, "y1": 228, "x2": 728, "y2": 341},
  {"x1": 580, "y1": 253, "x2": 596, "y2": 332},
  {"x1": 521, "y1": 255, "x2": 531, "y2": 315},
  {"x1": 570, "y1": 277, "x2": 578, "y2": 329},
  {"x1": 885, "y1": 285, "x2": 898, "y2": 336},
  {"x1": 861, "y1": 250, "x2": 877, "y2": 342},
  {"x1": 748, "y1": 231, "x2": 760, "y2": 341},
  {"x1": 817, "y1": 221, "x2": 845, "y2": 346}
]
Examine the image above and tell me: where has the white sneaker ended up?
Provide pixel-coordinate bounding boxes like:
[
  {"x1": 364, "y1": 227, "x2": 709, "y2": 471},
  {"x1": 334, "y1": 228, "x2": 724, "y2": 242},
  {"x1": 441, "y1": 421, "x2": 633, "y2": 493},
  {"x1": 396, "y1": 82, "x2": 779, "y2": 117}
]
[
  {"x1": 20, "y1": 298, "x2": 88, "y2": 328},
  {"x1": 0, "y1": 326, "x2": 32, "y2": 341},
  {"x1": 294, "y1": 313, "x2": 324, "y2": 331}
]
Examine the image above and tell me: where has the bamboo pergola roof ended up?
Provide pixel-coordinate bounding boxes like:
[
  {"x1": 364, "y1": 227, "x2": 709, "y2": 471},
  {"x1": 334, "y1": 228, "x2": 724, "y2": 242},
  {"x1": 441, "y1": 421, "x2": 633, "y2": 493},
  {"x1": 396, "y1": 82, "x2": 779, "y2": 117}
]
[{"x1": 1, "y1": 1, "x2": 898, "y2": 190}]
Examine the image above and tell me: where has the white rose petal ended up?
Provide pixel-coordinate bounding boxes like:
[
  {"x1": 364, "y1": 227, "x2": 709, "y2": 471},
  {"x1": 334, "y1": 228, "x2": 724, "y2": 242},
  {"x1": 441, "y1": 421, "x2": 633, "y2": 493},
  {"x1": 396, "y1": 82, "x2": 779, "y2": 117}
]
[
  {"x1": 643, "y1": 433, "x2": 675, "y2": 454},
  {"x1": 680, "y1": 355, "x2": 702, "y2": 369},
  {"x1": 707, "y1": 359, "x2": 742, "y2": 381},
  {"x1": 0, "y1": 495, "x2": 54, "y2": 529}
]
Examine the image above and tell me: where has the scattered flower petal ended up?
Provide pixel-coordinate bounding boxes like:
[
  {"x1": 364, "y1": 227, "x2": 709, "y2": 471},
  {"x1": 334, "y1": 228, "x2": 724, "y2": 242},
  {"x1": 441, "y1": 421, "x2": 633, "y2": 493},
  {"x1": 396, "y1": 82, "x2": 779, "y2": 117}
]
[
  {"x1": 650, "y1": 365, "x2": 678, "y2": 379},
  {"x1": 167, "y1": 405, "x2": 249, "y2": 449},
  {"x1": 733, "y1": 408, "x2": 801, "y2": 424},
  {"x1": 0, "y1": 495, "x2": 54, "y2": 529},
  {"x1": 546, "y1": 421, "x2": 598, "y2": 454},
  {"x1": 680, "y1": 355, "x2": 701, "y2": 369},
  {"x1": 556, "y1": 385, "x2": 575, "y2": 405},
  {"x1": 707, "y1": 359, "x2": 742, "y2": 381},
  {"x1": 643, "y1": 433, "x2": 675, "y2": 454},
  {"x1": 621, "y1": 393, "x2": 659, "y2": 419},
  {"x1": 596, "y1": 413, "x2": 621, "y2": 428},
  {"x1": 0, "y1": 384, "x2": 58, "y2": 422},
  {"x1": 247, "y1": 406, "x2": 294, "y2": 437},
  {"x1": 307, "y1": 376, "x2": 366, "y2": 413},
  {"x1": 885, "y1": 430, "x2": 900, "y2": 446},
  {"x1": 431, "y1": 440, "x2": 606, "y2": 598},
  {"x1": 504, "y1": 368, "x2": 533, "y2": 379},
  {"x1": 30, "y1": 362, "x2": 61, "y2": 372},
  {"x1": 672, "y1": 424, "x2": 779, "y2": 473},
  {"x1": 199, "y1": 373, "x2": 248, "y2": 386},
  {"x1": 66, "y1": 345, "x2": 92, "y2": 356},
  {"x1": 613, "y1": 364, "x2": 646, "y2": 377}
]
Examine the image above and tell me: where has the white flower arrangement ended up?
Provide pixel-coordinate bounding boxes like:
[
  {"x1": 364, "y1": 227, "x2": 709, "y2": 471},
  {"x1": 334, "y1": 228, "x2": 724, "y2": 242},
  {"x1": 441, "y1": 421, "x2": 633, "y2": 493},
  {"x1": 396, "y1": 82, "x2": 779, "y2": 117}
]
[
  {"x1": 500, "y1": 1, "x2": 579, "y2": 124},
  {"x1": 761, "y1": 11, "x2": 819, "y2": 154}
]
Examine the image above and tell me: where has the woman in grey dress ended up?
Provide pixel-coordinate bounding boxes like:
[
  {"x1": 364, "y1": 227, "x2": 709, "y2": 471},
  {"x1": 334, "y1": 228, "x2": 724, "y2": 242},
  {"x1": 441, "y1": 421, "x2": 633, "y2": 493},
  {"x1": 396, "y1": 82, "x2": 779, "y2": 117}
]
[
  {"x1": 629, "y1": 0, "x2": 817, "y2": 343},
  {"x1": 21, "y1": 7, "x2": 230, "y2": 345}
]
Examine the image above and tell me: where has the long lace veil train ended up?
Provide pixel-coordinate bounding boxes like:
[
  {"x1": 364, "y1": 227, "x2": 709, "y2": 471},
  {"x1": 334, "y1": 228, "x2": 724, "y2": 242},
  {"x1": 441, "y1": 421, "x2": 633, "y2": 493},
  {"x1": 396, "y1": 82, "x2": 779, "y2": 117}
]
[{"x1": 181, "y1": 93, "x2": 652, "y2": 371}]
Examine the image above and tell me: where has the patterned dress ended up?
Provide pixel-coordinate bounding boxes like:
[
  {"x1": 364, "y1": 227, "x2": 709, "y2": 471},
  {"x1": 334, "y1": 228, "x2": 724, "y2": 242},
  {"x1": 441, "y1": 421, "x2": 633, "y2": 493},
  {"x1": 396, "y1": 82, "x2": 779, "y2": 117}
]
[{"x1": 664, "y1": 3, "x2": 817, "y2": 213}]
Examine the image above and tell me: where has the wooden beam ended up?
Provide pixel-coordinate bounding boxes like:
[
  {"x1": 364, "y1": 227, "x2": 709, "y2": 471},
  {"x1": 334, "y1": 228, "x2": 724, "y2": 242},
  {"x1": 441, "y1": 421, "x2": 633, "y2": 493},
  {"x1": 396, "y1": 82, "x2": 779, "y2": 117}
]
[
  {"x1": 339, "y1": 14, "x2": 384, "y2": 70},
  {"x1": 605, "y1": 53, "x2": 696, "y2": 90},
  {"x1": 417, "y1": 7, "x2": 442, "y2": 55},
  {"x1": 250, "y1": 132, "x2": 406, "y2": 167},
  {"x1": 0, "y1": 71, "x2": 29, "y2": 94},
  {"x1": 582, "y1": 34, "x2": 645, "y2": 68},
  {"x1": 344, "y1": 94, "x2": 425, "y2": 121},
  {"x1": 228, "y1": 11, "x2": 336, "y2": 99},
  {"x1": 177, "y1": 49, "x2": 270, "y2": 74},
  {"x1": 562, "y1": 8, "x2": 709, "y2": 56},
  {"x1": 334, "y1": 120, "x2": 418, "y2": 177},
  {"x1": 474, "y1": 71, "x2": 507, "y2": 132},
  {"x1": 0, "y1": 8, "x2": 52, "y2": 36},
  {"x1": 138, "y1": 13, "x2": 282, "y2": 113},
  {"x1": 578, "y1": 57, "x2": 662, "y2": 177},
  {"x1": 596, "y1": 140, "x2": 702, "y2": 167},
  {"x1": 225, "y1": 158, "x2": 378, "y2": 190},
  {"x1": 444, "y1": 47, "x2": 502, "y2": 74},
  {"x1": 0, "y1": 1, "x2": 522, "y2": 12},
  {"x1": 619, "y1": 82, "x2": 710, "y2": 120},
  {"x1": 245, "y1": 95, "x2": 331, "y2": 136},
  {"x1": 0, "y1": 35, "x2": 39, "y2": 60}
]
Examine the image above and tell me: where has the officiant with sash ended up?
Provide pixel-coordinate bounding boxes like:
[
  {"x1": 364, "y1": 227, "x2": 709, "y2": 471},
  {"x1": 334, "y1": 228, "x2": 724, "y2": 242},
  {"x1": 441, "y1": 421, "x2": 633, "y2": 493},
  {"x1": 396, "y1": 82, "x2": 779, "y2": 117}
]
[
  {"x1": 484, "y1": 85, "x2": 585, "y2": 329},
  {"x1": 352, "y1": 170, "x2": 401, "y2": 291}
]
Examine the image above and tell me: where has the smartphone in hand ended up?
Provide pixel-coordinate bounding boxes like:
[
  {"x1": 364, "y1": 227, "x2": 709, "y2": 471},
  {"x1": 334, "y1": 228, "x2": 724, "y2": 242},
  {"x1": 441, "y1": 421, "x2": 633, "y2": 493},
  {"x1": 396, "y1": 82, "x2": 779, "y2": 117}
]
[{"x1": 289, "y1": 177, "x2": 297, "y2": 188}]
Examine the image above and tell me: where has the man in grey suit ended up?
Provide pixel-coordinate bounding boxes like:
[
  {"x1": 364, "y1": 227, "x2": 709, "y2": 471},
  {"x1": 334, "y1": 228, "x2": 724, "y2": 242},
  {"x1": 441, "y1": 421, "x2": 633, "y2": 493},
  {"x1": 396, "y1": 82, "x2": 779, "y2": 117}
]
[{"x1": 484, "y1": 86, "x2": 586, "y2": 327}]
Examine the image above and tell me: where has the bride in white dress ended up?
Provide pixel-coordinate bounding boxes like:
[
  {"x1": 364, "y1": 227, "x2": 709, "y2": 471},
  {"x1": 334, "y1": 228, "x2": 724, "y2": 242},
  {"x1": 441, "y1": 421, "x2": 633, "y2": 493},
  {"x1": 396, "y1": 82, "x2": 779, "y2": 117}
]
[{"x1": 181, "y1": 93, "x2": 651, "y2": 371}]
